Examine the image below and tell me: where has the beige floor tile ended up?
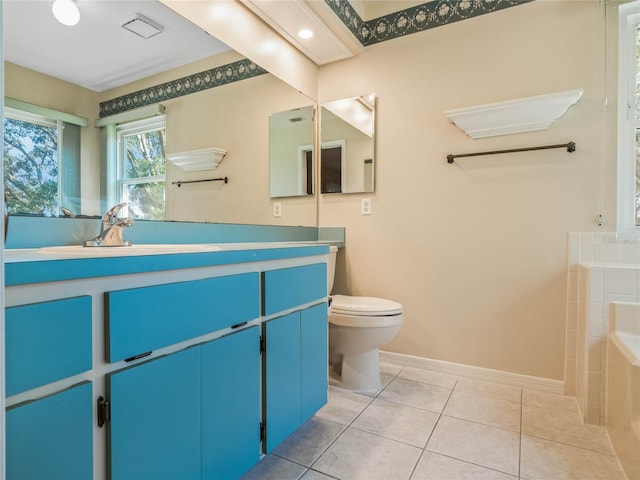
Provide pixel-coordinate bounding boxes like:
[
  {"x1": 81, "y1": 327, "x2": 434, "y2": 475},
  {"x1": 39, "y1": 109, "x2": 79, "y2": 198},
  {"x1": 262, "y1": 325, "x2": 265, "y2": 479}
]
[
  {"x1": 454, "y1": 378, "x2": 522, "y2": 403},
  {"x1": 426, "y1": 416, "x2": 520, "y2": 476},
  {"x1": 397, "y1": 367, "x2": 459, "y2": 389},
  {"x1": 520, "y1": 435, "x2": 627, "y2": 480},
  {"x1": 352, "y1": 398, "x2": 439, "y2": 447},
  {"x1": 240, "y1": 454, "x2": 307, "y2": 480},
  {"x1": 379, "y1": 377, "x2": 452, "y2": 413},
  {"x1": 523, "y1": 389, "x2": 580, "y2": 415},
  {"x1": 314, "y1": 386, "x2": 372, "y2": 425},
  {"x1": 522, "y1": 402, "x2": 614, "y2": 454},
  {"x1": 443, "y1": 389, "x2": 521, "y2": 432},
  {"x1": 411, "y1": 451, "x2": 517, "y2": 480},
  {"x1": 313, "y1": 427, "x2": 422, "y2": 480},
  {"x1": 301, "y1": 470, "x2": 335, "y2": 480},
  {"x1": 272, "y1": 417, "x2": 345, "y2": 467}
]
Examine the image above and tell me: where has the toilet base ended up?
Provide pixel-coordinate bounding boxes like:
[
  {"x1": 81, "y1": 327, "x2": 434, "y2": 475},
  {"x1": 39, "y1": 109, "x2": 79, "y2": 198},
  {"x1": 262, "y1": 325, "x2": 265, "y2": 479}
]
[{"x1": 329, "y1": 349, "x2": 382, "y2": 393}]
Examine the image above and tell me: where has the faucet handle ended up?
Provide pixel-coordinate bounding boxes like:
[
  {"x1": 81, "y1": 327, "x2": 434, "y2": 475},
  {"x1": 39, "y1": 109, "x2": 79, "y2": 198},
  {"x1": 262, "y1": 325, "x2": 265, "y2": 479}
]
[{"x1": 103, "y1": 202, "x2": 128, "y2": 224}]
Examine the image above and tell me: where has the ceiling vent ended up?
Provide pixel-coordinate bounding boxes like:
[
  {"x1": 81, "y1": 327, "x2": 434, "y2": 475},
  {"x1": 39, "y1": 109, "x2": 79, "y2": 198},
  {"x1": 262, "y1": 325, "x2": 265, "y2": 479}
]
[{"x1": 122, "y1": 14, "x2": 163, "y2": 39}]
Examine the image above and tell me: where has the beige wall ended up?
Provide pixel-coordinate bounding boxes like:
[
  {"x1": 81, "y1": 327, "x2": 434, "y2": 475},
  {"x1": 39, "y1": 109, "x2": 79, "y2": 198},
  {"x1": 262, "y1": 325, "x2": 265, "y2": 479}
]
[
  {"x1": 4, "y1": 62, "x2": 102, "y2": 214},
  {"x1": 101, "y1": 50, "x2": 316, "y2": 226},
  {"x1": 318, "y1": 1, "x2": 613, "y2": 381}
]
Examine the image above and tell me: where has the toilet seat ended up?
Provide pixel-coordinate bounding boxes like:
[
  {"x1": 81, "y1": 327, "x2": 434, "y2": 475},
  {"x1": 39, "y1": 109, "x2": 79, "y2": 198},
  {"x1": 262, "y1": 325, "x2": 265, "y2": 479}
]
[{"x1": 331, "y1": 295, "x2": 403, "y2": 316}]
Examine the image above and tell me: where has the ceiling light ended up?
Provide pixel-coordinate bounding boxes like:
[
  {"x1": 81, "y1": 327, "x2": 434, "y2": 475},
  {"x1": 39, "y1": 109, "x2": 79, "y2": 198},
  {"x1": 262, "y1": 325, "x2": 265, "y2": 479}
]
[
  {"x1": 297, "y1": 28, "x2": 315, "y2": 40},
  {"x1": 122, "y1": 14, "x2": 164, "y2": 39},
  {"x1": 52, "y1": 0, "x2": 80, "y2": 26}
]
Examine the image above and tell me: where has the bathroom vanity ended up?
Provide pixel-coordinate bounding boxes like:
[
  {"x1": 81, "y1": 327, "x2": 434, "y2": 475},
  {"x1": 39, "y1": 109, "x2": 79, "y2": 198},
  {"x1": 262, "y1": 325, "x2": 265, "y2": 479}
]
[{"x1": 4, "y1": 243, "x2": 329, "y2": 480}]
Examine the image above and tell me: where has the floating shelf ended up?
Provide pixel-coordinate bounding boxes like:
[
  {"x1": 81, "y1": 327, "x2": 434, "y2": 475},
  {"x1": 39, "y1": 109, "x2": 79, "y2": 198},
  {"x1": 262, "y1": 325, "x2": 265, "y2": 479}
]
[
  {"x1": 167, "y1": 147, "x2": 227, "y2": 171},
  {"x1": 444, "y1": 89, "x2": 583, "y2": 139}
]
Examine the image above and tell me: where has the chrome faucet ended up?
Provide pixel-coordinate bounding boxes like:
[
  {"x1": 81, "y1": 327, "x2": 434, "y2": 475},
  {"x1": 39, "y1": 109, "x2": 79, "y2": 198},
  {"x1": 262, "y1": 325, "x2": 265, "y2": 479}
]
[{"x1": 84, "y1": 202, "x2": 134, "y2": 247}]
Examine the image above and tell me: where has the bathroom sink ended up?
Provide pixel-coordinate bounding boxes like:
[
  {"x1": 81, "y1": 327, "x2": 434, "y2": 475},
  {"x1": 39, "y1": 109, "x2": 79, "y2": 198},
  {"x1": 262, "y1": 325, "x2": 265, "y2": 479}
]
[{"x1": 38, "y1": 244, "x2": 222, "y2": 258}]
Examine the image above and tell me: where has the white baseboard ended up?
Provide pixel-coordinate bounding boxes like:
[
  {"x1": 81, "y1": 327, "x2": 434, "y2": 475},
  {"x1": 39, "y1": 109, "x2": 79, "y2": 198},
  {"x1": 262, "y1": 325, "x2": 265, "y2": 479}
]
[{"x1": 379, "y1": 351, "x2": 565, "y2": 395}]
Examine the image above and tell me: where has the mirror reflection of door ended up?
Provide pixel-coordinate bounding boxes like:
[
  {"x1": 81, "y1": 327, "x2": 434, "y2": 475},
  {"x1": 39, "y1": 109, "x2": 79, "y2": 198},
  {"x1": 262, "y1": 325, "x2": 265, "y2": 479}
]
[
  {"x1": 321, "y1": 146, "x2": 342, "y2": 193},
  {"x1": 320, "y1": 94, "x2": 375, "y2": 194},
  {"x1": 304, "y1": 149, "x2": 313, "y2": 195},
  {"x1": 269, "y1": 105, "x2": 315, "y2": 198}
]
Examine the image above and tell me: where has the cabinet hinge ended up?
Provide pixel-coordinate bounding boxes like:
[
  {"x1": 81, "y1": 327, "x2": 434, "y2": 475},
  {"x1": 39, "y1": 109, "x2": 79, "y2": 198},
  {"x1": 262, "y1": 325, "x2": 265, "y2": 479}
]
[
  {"x1": 97, "y1": 396, "x2": 111, "y2": 428},
  {"x1": 260, "y1": 422, "x2": 266, "y2": 442},
  {"x1": 259, "y1": 336, "x2": 266, "y2": 354}
]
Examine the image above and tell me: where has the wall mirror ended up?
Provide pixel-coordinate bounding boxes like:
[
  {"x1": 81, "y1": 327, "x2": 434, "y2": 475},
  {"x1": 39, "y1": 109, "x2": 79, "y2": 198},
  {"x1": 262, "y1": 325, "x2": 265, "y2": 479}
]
[
  {"x1": 320, "y1": 94, "x2": 376, "y2": 194},
  {"x1": 269, "y1": 105, "x2": 315, "y2": 198},
  {"x1": 2, "y1": 1, "x2": 318, "y2": 227}
]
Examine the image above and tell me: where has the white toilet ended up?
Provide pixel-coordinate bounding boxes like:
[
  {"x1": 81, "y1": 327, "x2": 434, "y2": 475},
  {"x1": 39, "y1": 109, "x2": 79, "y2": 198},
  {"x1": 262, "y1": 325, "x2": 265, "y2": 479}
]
[{"x1": 327, "y1": 246, "x2": 404, "y2": 392}]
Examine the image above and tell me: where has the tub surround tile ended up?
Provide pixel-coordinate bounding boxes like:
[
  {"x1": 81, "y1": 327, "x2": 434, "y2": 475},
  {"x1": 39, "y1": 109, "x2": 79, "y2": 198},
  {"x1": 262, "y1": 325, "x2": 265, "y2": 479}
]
[
  {"x1": 520, "y1": 435, "x2": 626, "y2": 480},
  {"x1": 312, "y1": 427, "x2": 421, "y2": 480},
  {"x1": 566, "y1": 234, "x2": 640, "y2": 425},
  {"x1": 604, "y1": 269, "x2": 637, "y2": 295},
  {"x1": 443, "y1": 389, "x2": 521, "y2": 432},
  {"x1": 426, "y1": 415, "x2": 520, "y2": 476},
  {"x1": 378, "y1": 377, "x2": 452, "y2": 413},
  {"x1": 272, "y1": 417, "x2": 345, "y2": 467},
  {"x1": 411, "y1": 451, "x2": 517, "y2": 480},
  {"x1": 351, "y1": 398, "x2": 439, "y2": 447}
]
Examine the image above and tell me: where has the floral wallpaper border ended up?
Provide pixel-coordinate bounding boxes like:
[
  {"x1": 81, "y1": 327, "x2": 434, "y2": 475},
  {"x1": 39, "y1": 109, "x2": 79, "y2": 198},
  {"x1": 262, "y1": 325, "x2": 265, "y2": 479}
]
[
  {"x1": 324, "y1": 0, "x2": 534, "y2": 46},
  {"x1": 100, "y1": 1, "x2": 532, "y2": 116},
  {"x1": 99, "y1": 58, "x2": 267, "y2": 117}
]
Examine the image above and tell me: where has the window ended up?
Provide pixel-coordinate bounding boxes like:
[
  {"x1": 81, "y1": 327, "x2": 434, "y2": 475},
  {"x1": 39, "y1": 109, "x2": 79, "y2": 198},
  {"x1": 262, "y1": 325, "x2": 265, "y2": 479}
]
[
  {"x1": 115, "y1": 116, "x2": 166, "y2": 220},
  {"x1": 618, "y1": 3, "x2": 640, "y2": 237},
  {"x1": 3, "y1": 106, "x2": 82, "y2": 216}
]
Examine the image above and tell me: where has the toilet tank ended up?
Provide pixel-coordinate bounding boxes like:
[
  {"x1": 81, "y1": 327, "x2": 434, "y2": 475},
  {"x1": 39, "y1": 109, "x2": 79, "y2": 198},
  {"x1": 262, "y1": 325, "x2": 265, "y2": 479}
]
[{"x1": 328, "y1": 245, "x2": 338, "y2": 294}]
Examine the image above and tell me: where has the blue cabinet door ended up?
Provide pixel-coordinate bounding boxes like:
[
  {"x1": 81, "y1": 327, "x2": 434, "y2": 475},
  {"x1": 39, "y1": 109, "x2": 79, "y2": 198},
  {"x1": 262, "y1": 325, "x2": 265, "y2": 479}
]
[
  {"x1": 5, "y1": 296, "x2": 92, "y2": 396},
  {"x1": 106, "y1": 273, "x2": 259, "y2": 362},
  {"x1": 262, "y1": 264, "x2": 327, "y2": 315},
  {"x1": 201, "y1": 326, "x2": 261, "y2": 479},
  {"x1": 108, "y1": 348, "x2": 201, "y2": 480},
  {"x1": 6, "y1": 382, "x2": 93, "y2": 480},
  {"x1": 263, "y1": 312, "x2": 301, "y2": 452},
  {"x1": 300, "y1": 303, "x2": 328, "y2": 422}
]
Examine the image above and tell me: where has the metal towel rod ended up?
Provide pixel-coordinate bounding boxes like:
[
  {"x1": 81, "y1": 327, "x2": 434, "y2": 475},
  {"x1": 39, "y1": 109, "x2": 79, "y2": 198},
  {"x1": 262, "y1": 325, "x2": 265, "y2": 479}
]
[
  {"x1": 447, "y1": 142, "x2": 576, "y2": 164},
  {"x1": 172, "y1": 177, "x2": 228, "y2": 187}
]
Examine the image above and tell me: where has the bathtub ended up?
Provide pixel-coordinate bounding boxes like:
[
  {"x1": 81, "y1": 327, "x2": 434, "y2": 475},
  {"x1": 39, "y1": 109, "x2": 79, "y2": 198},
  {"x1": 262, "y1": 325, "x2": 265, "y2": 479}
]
[{"x1": 606, "y1": 301, "x2": 640, "y2": 480}]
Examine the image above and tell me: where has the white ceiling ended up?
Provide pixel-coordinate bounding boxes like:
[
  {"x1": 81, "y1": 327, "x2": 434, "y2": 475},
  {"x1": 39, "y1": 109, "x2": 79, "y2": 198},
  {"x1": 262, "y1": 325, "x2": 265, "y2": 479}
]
[
  {"x1": 2, "y1": 0, "x2": 426, "y2": 94},
  {"x1": 2, "y1": 0, "x2": 230, "y2": 92}
]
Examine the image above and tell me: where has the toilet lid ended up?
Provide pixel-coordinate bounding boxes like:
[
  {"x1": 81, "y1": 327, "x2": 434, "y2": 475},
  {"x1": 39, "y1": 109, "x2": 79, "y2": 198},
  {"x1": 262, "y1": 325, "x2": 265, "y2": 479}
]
[{"x1": 330, "y1": 295, "x2": 403, "y2": 316}]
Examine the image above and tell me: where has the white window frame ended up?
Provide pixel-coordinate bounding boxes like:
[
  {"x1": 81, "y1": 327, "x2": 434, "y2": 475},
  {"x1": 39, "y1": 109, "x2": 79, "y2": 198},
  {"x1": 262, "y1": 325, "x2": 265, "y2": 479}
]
[
  {"x1": 115, "y1": 115, "x2": 166, "y2": 219},
  {"x1": 617, "y1": 2, "x2": 640, "y2": 239}
]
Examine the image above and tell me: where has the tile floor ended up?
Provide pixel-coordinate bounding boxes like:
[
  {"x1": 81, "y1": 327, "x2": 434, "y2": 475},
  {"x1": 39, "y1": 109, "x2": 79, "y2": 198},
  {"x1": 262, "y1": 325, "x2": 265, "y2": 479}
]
[{"x1": 240, "y1": 363, "x2": 628, "y2": 480}]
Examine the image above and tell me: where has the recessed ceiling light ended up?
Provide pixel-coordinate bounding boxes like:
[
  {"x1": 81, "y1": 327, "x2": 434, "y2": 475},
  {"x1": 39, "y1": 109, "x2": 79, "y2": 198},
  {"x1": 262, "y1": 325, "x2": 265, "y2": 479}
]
[
  {"x1": 52, "y1": 0, "x2": 80, "y2": 26},
  {"x1": 297, "y1": 28, "x2": 315, "y2": 40}
]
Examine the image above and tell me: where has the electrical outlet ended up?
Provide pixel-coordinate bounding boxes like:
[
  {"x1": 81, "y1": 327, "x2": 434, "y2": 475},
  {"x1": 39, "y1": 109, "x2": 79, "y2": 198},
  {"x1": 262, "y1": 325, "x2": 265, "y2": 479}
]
[
  {"x1": 273, "y1": 202, "x2": 282, "y2": 217},
  {"x1": 361, "y1": 198, "x2": 372, "y2": 215}
]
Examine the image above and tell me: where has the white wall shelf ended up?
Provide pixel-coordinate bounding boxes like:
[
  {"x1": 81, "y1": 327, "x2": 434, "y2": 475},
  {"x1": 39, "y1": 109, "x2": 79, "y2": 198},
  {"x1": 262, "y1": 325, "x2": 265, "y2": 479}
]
[
  {"x1": 167, "y1": 147, "x2": 227, "y2": 171},
  {"x1": 444, "y1": 89, "x2": 583, "y2": 139}
]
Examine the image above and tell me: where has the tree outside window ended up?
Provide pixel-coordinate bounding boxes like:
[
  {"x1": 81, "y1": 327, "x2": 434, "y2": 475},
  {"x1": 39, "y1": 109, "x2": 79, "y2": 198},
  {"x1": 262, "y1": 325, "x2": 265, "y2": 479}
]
[
  {"x1": 117, "y1": 117, "x2": 166, "y2": 220},
  {"x1": 3, "y1": 113, "x2": 58, "y2": 216}
]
